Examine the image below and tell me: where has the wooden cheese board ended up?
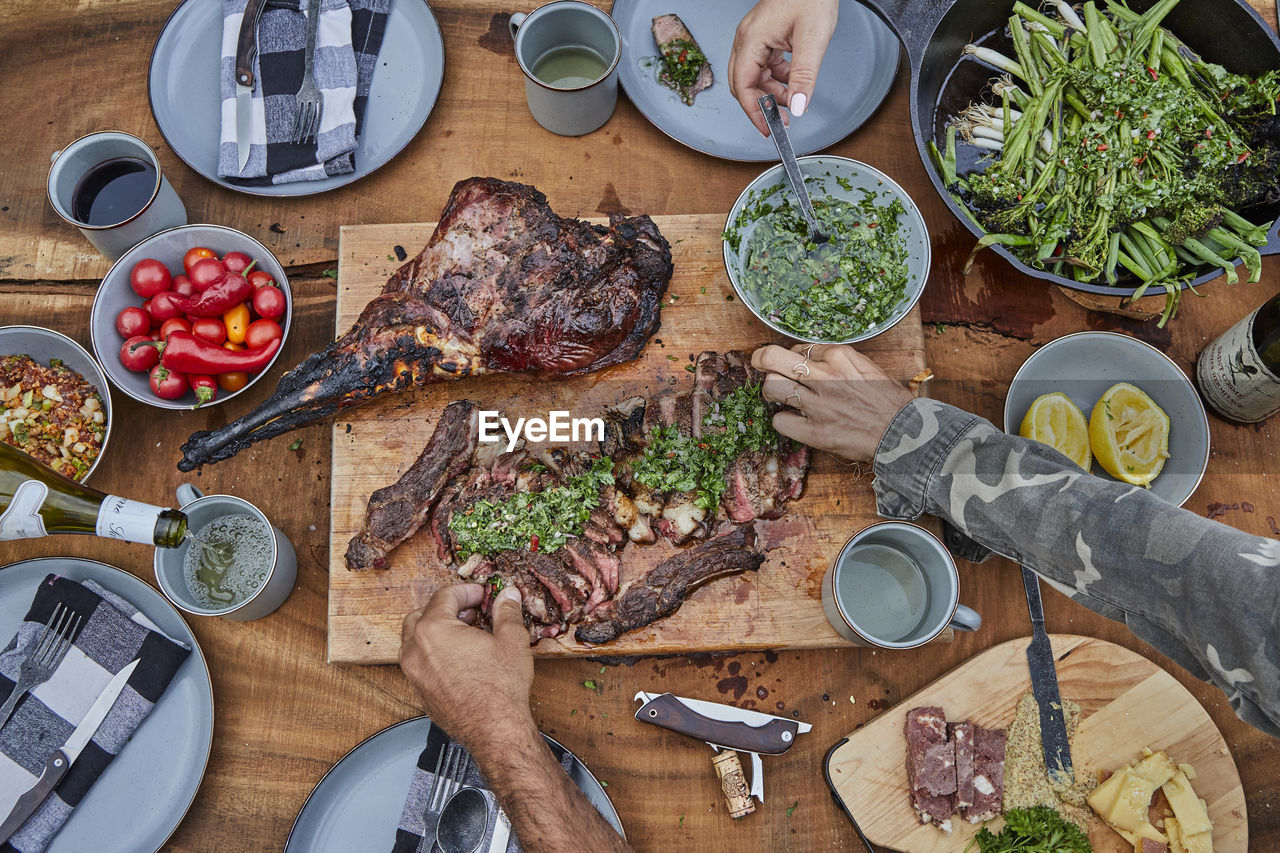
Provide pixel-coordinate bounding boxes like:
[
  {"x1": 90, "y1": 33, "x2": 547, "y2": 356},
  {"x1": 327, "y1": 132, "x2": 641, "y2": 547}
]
[
  {"x1": 825, "y1": 634, "x2": 1248, "y2": 852},
  {"x1": 327, "y1": 215, "x2": 934, "y2": 663}
]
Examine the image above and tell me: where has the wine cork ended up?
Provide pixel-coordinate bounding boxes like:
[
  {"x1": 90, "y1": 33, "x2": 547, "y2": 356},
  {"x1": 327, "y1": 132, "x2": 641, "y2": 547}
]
[{"x1": 711, "y1": 750, "x2": 756, "y2": 819}]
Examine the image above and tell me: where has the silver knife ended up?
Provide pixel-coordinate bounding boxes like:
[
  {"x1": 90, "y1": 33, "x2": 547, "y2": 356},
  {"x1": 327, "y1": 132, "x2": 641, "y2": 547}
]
[
  {"x1": 0, "y1": 659, "x2": 139, "y2": 843},
  {"x1": 234, "y1": 0, "x2": 271, "y2": 172},
  {"x1": 635, "y1": 691, "x2": 811, "y2": 815},
  {"x1": 1020, "y1": 567, "x2": 1073, "y2": 785},
  {"x1": 487, "y1": 806, "x2": 511, "y2": 853}
]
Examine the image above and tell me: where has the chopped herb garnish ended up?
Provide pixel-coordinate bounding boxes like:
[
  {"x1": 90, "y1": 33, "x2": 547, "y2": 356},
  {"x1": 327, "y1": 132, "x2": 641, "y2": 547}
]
[
  {"x1": 657, "y1": 39, "x2": 708, "y2": 105},
  {"x1": 786, "y1": 802, "x2": 799, "y2": 817},
  {"x1": 633, "y1": 382, "x2": 779, "y2": 512},
  {"x1": 583, "y1": 680, "x2": 598, "y2": 690},
  {"x1": 322, "y1": 268, "x2": 338, "y2": 279},
  {"x1": 724, "y1": 176, "x2": 910, "y2": 340},
  {"x1": 288, "y1": 438, "x2": 303, "y2": 451},
  {"x1": 969, "y1": 806, "x2": 1090, "y2": 853},
  {"x1": 449, "y1": 457, "x2": 614, "y2": 559}
]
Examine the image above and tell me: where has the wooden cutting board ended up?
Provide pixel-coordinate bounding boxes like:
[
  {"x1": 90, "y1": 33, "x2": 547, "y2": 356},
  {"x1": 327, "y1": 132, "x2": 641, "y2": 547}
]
[
  {"x1": 825, "y1": 634, "x2": 1248, "y2": 852},
  {"x1": 327, "y1": 215, "x2": 932, "y2": 663}
]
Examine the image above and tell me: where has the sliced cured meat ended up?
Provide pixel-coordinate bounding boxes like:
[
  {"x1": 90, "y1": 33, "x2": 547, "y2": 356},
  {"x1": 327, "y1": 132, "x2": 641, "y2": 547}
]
[
  {"x1": 905, "y1": 707, "x2": 956, "y2": 826},
  {"x1": 962, "y1": 725, "x2": 1006, "y2": 823}
]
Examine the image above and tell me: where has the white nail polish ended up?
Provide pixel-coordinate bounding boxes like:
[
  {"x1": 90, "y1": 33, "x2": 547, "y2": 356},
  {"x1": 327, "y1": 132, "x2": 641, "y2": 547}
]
[{"x1": 790, "y1": 92, "x2": 808, "y2": 117}]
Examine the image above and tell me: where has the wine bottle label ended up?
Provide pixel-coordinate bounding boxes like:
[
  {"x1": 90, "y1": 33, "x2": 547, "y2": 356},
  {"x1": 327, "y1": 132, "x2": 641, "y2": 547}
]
[
  {"x1": 0, "y1": 481, "x2": 50, "y2": 540},
  {"x1": 95, "y1": 495, "x2": 161, "y2": 545},
  {"x1": 1197, "y1": 310, "x2": 1280, "y2": 423}
]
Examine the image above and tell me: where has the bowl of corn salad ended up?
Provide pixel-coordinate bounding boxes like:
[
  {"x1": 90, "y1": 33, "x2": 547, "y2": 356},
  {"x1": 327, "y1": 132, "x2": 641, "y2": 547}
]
[{"x1": 0, "y1": 326, "x2": 112, "y2": 483}]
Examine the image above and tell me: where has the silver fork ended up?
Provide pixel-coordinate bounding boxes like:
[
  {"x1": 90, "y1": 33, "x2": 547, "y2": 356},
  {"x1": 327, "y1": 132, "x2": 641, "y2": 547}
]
[
  {"x1": 292, "y1": 0, "x2": 323, "y2": 144},
  {"x1": 0, "y1": 604, "x2": 81, "y2": 730},
  {"x1": 417, "y1": 741, "x2": 471, "y2": 853}
]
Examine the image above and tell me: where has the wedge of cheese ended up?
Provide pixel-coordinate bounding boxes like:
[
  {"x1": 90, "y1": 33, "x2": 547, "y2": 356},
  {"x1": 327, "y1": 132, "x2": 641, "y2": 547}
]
[
  {"x1": 1162, "y1": 772, "x2": 1214, "y2": 853},
  {"x1": 1087, "y1": 750, "x2": 1177, "y2": 845}
]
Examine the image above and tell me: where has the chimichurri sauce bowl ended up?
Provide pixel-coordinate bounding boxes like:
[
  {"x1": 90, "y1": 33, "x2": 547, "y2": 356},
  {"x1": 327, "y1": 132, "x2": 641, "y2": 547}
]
[{"x1": 722, "y1": 156, "x2": 931, "y2": 345}]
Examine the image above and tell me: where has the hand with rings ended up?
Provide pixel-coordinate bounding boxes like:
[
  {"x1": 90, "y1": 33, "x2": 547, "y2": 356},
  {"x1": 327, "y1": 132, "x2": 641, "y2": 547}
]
[{"x1": 751, "y1": 343, "x2": 915, "y2": 462}]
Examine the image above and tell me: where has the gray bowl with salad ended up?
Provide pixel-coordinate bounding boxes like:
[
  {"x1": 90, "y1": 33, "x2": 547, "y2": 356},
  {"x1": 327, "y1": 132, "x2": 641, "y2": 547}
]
[
  {"x1": 0, "y1": 325, "x2": 112, "y2": 483},
  {"x1": 722, "y1": 156, "x2": 930, "y2": 345}
]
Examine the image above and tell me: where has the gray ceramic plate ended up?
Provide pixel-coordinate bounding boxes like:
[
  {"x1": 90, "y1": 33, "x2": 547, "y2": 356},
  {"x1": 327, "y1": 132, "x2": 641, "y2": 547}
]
[
  {"x1": 1003, "y1": 331, "x2": 1211, "y2": 508},
  {"x1": 284, "y1": 716, "x2": 623, "y2": 851},
  {"x1": 610, "y1": 0, "x2": 898, "y2": 161},
  {"x1": 0, "y1": 326, "x2": 113, "y2": 483},
  {"x1": 0, "y1": 557, "x2": 213, "y2": 853},
  {"x1": 148, "y1": 0, "x2": 444, "y2": 197},
  {"x1": 722, "y1": 155, "x2": 930, "y2": 344}
]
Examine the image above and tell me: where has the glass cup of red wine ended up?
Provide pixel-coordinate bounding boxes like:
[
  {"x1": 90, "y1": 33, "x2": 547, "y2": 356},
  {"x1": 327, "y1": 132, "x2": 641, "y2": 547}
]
[{"x1": 46, "y1": 131, "x2": 186, "y2": 261}]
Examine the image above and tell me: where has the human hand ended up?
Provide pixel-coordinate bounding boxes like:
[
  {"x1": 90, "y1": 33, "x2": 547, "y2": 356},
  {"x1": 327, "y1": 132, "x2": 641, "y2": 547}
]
[
  {"x1": 752, "y1": 343, "x2": 915, "y2": 461},
  {"x1": 400, "y1": 584, "x2": 537, "y2": 755},
  {"x1": 729, "y1": 0, "x2": 838, "y2": 136}
]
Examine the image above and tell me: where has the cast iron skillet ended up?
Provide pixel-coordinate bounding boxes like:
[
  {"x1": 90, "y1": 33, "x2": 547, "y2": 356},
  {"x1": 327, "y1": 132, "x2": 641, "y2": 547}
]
[{"x1": 855, "y1": 0, "x2": 1280, "y2": 297}]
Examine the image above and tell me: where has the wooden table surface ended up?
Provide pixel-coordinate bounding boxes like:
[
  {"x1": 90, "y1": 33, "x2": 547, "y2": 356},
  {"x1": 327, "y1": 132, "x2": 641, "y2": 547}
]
[{"x1": 1, "y1": 1, "x2": 1277, "y2": 851}]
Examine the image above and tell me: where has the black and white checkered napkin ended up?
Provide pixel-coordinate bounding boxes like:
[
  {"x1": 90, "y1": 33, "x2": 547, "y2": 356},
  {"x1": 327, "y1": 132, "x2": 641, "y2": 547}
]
[
  {"x1": 0, "y1": 575, "x2": 190, "y2": 853},
  {"x1": 391, "y1": 724, "x2": 575, "y2": 853},
  {"x1": 217, "y1": 0, "x2": 392, "y2": 184}
]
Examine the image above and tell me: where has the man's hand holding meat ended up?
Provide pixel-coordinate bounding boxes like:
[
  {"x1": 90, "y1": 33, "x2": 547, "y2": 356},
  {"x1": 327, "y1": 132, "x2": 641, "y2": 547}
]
[{"x1": 400, "y1": 585, "x2": 633, "y2": 852}]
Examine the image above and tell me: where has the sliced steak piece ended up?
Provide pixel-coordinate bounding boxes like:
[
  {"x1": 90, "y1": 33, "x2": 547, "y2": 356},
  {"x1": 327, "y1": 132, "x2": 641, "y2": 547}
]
[
  {"x1": 961, "y1": 725, "x2": 1006, "y2": 823},
  {"x1": 574, "y1": 525, "x2": 764, "y2": 645},
  {"x1": 651, "y1": 14, "x2": 713, "y2": 106},
  {"x1": 345, "y1": 401, "x2": 478, "y2": 570},
  {"x1": 495, "y1": 550, "x2": 589, "y2": 624},
  {"x1": 905, "y1": 707, "x2": 956, "y2": 826},
  {"x1": 949, "y1": 722, "x2": 975, "y2": 813}
]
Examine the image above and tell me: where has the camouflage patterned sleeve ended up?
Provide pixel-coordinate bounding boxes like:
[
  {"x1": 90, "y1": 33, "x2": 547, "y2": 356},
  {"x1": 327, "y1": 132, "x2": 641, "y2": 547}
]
[{"x1": 872, "y1": 398, "x2": 1280, "y2": 738}]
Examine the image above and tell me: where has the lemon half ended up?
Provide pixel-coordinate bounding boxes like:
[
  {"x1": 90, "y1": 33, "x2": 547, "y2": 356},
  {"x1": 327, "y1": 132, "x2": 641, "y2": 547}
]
[
  {"x1": 1088, "y1": 383, "x2": 1170, "y2": 487},
  {"x1": 1020, "y1": 392, "x2": 1092, "y2": 470}
]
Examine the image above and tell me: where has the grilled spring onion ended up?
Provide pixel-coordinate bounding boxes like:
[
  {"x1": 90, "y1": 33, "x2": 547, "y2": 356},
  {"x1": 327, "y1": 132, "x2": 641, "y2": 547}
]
[{"x1": 932, "y1": 0, "x2": 1280, "y2": 325}]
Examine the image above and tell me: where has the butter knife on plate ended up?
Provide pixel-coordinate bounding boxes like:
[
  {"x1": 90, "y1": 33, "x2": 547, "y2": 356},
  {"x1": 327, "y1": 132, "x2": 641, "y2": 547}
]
[
  {"x1": 234, "y1": 0, "x2": 271, "y2": 172},
  {"x1": 0, "y1": 659, "x2": 139, "y2": 842},
  {"x1": 1020, "y1": 566, "x2": 1073, "y2": 785}
]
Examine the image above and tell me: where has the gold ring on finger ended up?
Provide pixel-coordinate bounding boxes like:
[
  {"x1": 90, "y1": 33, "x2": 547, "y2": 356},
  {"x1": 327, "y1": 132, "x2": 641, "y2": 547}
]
[
  {"x1": 785, "y1": 391, "x2": 803, "y2": 410},
  {"x1": 802, "y1": 344, "x2": 815, "y2": 360},
  {"x1": 791, "y1": 362, "x2": 810, "y2": 378}
]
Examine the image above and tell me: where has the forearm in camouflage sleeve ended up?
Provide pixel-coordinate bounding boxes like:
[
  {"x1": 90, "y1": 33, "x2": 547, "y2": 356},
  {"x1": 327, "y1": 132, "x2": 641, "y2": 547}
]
[{"x1": 871, "y1": 398, "x2": 1280, "y2": 737}]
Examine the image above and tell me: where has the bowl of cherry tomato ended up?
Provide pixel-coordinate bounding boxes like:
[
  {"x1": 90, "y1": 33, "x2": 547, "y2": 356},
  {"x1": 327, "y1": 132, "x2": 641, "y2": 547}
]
[{"x1": 89, "y1": 224, "x2": 292, "y2": 411}]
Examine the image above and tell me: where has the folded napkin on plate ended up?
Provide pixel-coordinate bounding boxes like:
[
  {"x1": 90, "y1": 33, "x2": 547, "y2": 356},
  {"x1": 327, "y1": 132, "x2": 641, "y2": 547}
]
[
  {"x1": 391, "y1": 723, "x2": 575, "y2": 853},
  {"x1": 0, "y1": 575, "x2": 190, "y2": 853},
  {"x1": 217, "y1": 0, "x2": 392, "y2": 184}
]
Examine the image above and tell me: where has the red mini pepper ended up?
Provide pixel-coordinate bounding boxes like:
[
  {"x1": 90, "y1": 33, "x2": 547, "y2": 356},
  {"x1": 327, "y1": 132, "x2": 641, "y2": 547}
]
[
  {"x1": 172, "y1": 265, "x2": 255, "y2": 318},
  {"x1": 190, "y1": 374, "x2": 218, "y2": 407},
  {"x1": 132, "y1": 330, "x2": 280, "y2": 375}
]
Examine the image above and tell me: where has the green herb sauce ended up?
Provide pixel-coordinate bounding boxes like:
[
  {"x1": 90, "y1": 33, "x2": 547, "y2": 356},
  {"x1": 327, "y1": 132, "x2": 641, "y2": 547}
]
[
  {"x1": 633, "y1": 382, "x2": 779, "y2": 512},
  {"x1": 659, "y1": 39, "x2": 708, "y2": 104},
  {"x1": 724, "y1": 177, "x2": 912, "y2": 341},
  {"x1": 449, "y1": 456, "x2": 614, "y2": 559}
]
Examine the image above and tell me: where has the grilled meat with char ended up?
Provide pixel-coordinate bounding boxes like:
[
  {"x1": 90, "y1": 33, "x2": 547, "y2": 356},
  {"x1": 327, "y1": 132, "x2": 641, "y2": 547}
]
[
  {"x1": 178, "y1": 177, "x2": 672, "y2": 471},
  {"x1": 344, "y1": 350, "x2": 809, "y2": 644}
]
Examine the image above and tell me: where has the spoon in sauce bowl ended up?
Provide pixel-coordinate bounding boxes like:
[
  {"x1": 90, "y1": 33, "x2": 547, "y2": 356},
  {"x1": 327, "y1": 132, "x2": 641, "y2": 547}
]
[{"x1": 757, "y1": 93, "x2": 829, "y2": 246}]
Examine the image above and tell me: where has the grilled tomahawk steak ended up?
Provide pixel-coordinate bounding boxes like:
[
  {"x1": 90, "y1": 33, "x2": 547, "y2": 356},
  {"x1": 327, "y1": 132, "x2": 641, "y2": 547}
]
[{"x1": 178, "y1": 177, "x2": 673, "y2": 471}]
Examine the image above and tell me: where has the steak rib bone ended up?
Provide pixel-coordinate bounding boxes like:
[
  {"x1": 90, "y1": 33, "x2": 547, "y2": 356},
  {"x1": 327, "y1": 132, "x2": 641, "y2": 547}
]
[{"x1": 345, "y1": 401, "x2": 479, "y2": 570}]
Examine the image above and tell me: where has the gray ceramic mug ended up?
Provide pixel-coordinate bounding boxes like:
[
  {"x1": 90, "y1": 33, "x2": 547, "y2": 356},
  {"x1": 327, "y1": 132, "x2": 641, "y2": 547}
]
[
  {"x1": 823, "y1": 521, "x2": 981, "y2": 649},
  {"x1": 509, "y1": 1, "x2": 621, "y2": 136},
  {"x1": 47, "y1": 131, "x2": 187, "y2": 261},
  {"x1": 153, "y1": 484, "x2": 297, "y2": 622}
]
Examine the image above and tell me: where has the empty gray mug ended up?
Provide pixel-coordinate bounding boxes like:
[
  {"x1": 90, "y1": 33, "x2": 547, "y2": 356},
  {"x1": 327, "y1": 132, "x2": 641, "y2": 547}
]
[
  {"x1": 47, "y1": 131, "x2": 186, "y2": 261},
  {"x1": 823, "y1": 522, "x2": 982, "y2": 649},
  {"x1": 509, "y1": 1, "x2": 621, "y2": 136}
]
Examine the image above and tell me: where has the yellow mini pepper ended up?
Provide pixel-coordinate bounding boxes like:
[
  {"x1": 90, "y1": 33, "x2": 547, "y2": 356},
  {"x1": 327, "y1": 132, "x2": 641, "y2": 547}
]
[{"x1": 223, "y1": 302, "x2": 250, "y2": 344}]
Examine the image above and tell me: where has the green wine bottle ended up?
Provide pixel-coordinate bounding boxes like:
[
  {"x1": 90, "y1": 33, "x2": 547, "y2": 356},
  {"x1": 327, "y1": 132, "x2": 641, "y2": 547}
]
[{"x1": 0, "y1": 442, "x2": 187, "y2": 546}]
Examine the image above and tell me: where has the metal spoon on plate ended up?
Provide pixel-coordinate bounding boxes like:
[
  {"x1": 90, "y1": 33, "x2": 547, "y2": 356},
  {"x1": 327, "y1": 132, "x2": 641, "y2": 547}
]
[{"x1": 435, "y1": 786, "x2": 490, "y2": 853}]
